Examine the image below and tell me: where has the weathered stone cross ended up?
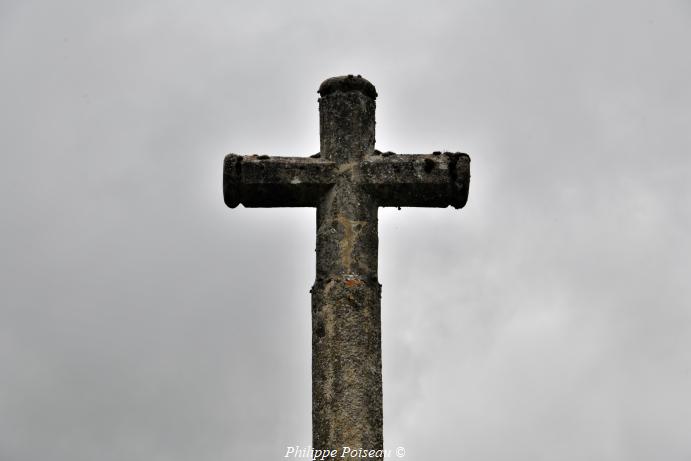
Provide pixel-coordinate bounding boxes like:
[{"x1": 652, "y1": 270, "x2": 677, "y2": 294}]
[{"x1": 223, "y1": 75, "x2": 470, "y2": 460}]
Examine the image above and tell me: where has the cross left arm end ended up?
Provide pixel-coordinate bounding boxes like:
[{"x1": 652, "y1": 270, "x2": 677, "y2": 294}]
[{"x1": 223, "y1": 154, "x2": 335, "y2": 208}]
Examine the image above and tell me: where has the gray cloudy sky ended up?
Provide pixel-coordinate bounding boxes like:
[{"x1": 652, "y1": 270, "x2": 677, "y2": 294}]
[{"x1": 1, "y1": 0, "x2": 690, "y2": 460}]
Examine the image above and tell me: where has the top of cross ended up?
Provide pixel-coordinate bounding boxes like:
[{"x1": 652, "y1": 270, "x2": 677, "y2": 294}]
[
  {"x1": 223, "y1": 75, "x2": 469, "y2": 210},
  {"x1": 318, "y1": 75, "x2": 378, "y2": 99}
]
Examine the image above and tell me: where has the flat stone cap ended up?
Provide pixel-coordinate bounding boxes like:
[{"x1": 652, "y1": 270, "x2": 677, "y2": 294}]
[{"x1": 318, "y1": 75, "x2": 378, "y2": 99}]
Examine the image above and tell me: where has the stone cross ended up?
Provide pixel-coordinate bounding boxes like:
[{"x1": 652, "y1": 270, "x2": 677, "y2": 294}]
[{"x1": 223, "y1": 75, "x2": 470, "y2": 460}]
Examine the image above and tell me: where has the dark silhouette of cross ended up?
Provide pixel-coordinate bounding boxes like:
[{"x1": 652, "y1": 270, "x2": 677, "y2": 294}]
[{"x1": 223, "y1": 75, "x2": 470, "y2": 460}]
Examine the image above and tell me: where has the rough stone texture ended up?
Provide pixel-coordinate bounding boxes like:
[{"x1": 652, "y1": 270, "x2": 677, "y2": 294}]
[{"x1": 223, "y1": 75, "x2": 470, "y2": 461}]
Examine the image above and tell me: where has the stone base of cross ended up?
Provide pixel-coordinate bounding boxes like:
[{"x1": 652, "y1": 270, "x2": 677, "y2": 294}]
[{"x1": 223, "y1": 75, "x2": 470, "y2": 460}]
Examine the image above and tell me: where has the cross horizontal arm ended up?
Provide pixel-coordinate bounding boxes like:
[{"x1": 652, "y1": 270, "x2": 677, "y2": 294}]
[
  {"x1": 360, "y1": 152, "x2": 470, "y2": 208},
  {"x1": 223, "y1": 154, "x2": 335, "y2": 208}
]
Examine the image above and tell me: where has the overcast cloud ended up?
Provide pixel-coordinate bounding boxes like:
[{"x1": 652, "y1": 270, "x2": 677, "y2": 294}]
[{"x1": 1, "y1": 1, "x2": 690, "y2": 460}]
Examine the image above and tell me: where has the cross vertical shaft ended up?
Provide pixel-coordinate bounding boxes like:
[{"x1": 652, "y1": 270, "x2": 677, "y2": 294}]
[{"x1": 312, "y1": 82, "x2": 382, "y2": 453}]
